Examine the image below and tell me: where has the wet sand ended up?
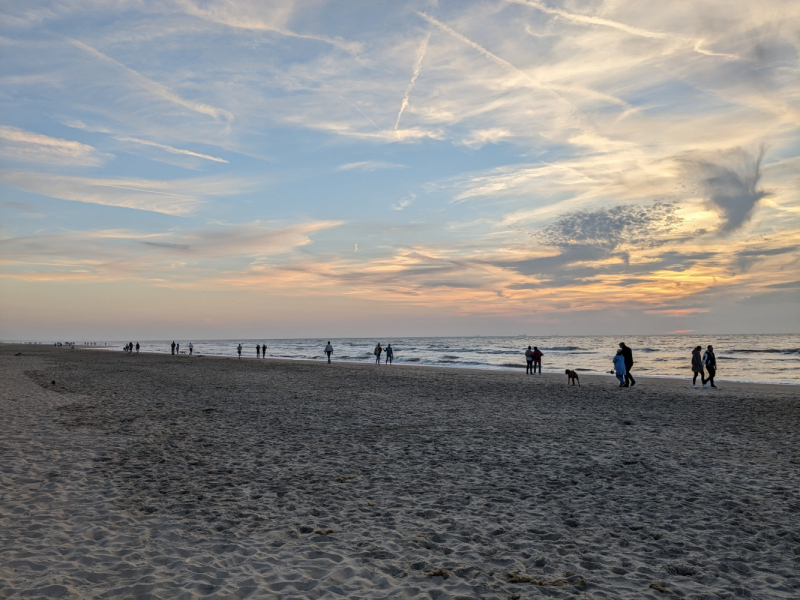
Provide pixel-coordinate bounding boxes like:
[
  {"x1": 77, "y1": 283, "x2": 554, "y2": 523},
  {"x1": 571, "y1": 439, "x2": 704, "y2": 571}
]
[{"x1": 1, "y1": 344, "x2": 798, "y2": 599}]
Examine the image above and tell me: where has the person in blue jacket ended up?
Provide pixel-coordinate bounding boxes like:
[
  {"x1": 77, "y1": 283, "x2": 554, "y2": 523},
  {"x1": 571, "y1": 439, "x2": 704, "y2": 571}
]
[{"x1": 613, "y1": 349, "x2": 627, "y2": 387}]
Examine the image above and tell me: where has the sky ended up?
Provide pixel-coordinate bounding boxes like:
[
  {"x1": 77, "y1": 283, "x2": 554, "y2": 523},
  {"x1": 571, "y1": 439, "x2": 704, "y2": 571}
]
[{"x1": 0, "y1": 0, "x2": 798, "y2": 341}]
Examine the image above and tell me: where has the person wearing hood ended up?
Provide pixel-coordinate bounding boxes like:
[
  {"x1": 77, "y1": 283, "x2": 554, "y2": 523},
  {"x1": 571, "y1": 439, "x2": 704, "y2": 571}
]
[
  {"x1": 703, "y1": 345, "x2": 717, "y2": 388},
  {"x1": 691, "y1": 346, "x2": 705, "y2": 387},
  {"x1": 613, "y1": 349, "x2": 627, "y2": 387},
  {"x1": 619, "y1": 342, "x2": 635, "y2": 387}
]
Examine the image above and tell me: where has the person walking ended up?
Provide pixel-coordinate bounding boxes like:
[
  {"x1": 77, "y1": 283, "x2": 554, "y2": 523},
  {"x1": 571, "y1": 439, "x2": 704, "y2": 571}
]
[
  {"x1": 256, "y1": 344, "x2": 261, "y2": 358},
  {"x1": 619, "y1": 342, "x2": 635, "y2": 387},
  {"x1": 136, "y1": 342, "x2": 140, "y2": 354},
  {"x1": 525, "y1": 346, "x2": 534, "y2": 374},
  {"x1": 171, "y1": 341, "x2": 176, "y2": 355},
  {"x1": 237, "y1": 343, "x2": 242, "y2": 359},
  {"x1": 532, "y1": 346, "x2": 543, "y2": 374},
  {"x1": 374, "y1": 343, "x2": 382, "y2": 364},
  {"x1": 325, "y1": 341, "x2": 333, "y2": 363},
  {"x1": 703, "y1": 344, "x2": 717, "y2": 388},
  {"x1": 385, "y1": 344, "x2": 394, "y2": 365},
  {"x1": 613, "y1": 349, "x2": 627, "y2": 387},
  {"x1": 262, "y1": 343, "x2": 267, "y2": 357},
  {"x1": 691, "y1": 346, "x2": 704, "y2": 387},
  {"x1": 188, "y1": 342, "x2": 193, "y2": 355}
]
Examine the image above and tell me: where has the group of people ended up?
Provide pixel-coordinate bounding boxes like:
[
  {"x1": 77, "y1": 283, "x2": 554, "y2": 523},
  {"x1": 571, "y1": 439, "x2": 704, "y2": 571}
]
[
  {"x1": 170, "y1": 341, "x2": 193, "y2": 355},
  {"x1": 124, "y1": 342, "x2": 140, "y2": 354},
  {"x1": 524, "y1": 346, "x2": 544, "y2": 374},
  {"x1": 691, "y1": 345, "x2": 717, "y2": 388},
  {"x1": 235, "y1": 343, "x2": 268, "y2": 358},
  {"x1": 373, "y1": 343, "x2": 394, "y2": 364}
]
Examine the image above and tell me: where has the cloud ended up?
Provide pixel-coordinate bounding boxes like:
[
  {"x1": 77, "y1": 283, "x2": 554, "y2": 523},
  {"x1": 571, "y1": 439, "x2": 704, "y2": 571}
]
[
  {"x1": 68, "y1": 38, "x2": 234, "y2": 124},
  {"x1": 0, "y1": 126, "x2": 110, "y2": 167},
  {"x1": 459, "y1": 127, "x2": 512, "y2": 149},
  {"x1": 115, "y1": 137, "x2": 228, "y2": 163},
  {"x1": 538, "y1": 202, "x2": 683, "y2": 251},
  {"x1": 764, "y1": 280, "x2": 800, "y2": 289},
  {"x1": 393, "y1": 193, "x2": 416, "y2": 211},
  {"x1": 681, "y1": 147, "x2": 769, "y2": 233},
  {"x1": 337, "y1": 161, "x2": 405, "y2": 171},
  {"x1": 0, "y1": 171, "x2": 260, "y2": 215}
]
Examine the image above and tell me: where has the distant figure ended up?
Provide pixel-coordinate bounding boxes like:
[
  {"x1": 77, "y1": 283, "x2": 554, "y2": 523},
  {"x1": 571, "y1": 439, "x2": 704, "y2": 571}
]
[
  {"x1": 237, "y1": 343, "x2": 242, "y2": 359},
  {"x1": 525, "y1": 346, "x2": 534, "y2": 374},
  {"x1": 256, "y1": 344, "x2": 261, "y2": 358},
  {"x1": 613, "y1": 350, "x2": 627, "y2": 387},
  {"x1": 619, "y1": 342, "x2": 635, "y2": 387},
  {"x1": 691, "y1": 346, "x2": 704, "y2": 387},
  {"x1": 135, "y1": 342, "x2": 140, "y2": 354},
  {"x1": 176, "y1": 343, "x2": 180, "y2": 354},
  {"x1": 703, "y1": 345, "x2": 717, "y2": 388},
  {"x1": 325, "y1": 341, "x2": 333, "y2": 363},
  {"x1": 374, "y1": 343, "x2": 382, "y2": 364},
  {"x1": 262, "y1": 343, "x2": 267, "y2": 357},
  {"x1": 128, "y1": 342, "x2": 132, "y2": 354},
  {"x1": 188, "y1": 342, "x2": 192, "y2": 355},
  {"x1": 532, "y1": 346, "x2": 543, "y2": 374},
  {"x1": 385, "y1": 344, "x2": 394, "y2": 365},
  {"x1": 171, "y1": 341, "x2": 176, "y2": 355}
]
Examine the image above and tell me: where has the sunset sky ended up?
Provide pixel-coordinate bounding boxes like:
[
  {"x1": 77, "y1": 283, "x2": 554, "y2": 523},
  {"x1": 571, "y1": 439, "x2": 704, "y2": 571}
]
[{"x1": 1, "y1": 0, "x2": 798, "y2": 340}]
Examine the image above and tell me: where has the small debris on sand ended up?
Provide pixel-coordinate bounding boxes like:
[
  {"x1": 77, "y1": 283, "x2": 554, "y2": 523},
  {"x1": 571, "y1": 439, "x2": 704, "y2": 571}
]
[
  {"x1": 337, "y1": 475, "x2": 353, "y2": 483},
  {"x1": 314, "y1": 529, "x2": 336, "y2": 535},
  {"x1": 649, "y1": 582, "x2": 677, "y2": 594},
  {"x1": 426, "y1": 568, "x2": 449, "y2": 579}
]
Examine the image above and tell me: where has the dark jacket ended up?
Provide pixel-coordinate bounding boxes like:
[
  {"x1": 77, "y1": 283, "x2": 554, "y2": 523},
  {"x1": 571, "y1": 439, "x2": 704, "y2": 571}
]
[
  {"x1": 621, "y1": 346, "x2": 634, "y2": 370},
  {"x1": 691, "y1": 350, "x2": 703, "y2": 371}
]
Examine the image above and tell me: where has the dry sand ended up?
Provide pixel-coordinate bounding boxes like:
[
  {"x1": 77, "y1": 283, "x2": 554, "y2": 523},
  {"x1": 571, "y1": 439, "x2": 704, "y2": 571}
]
[{"x1": 1, "y1": 344, "x2": 799, "y2": 599}]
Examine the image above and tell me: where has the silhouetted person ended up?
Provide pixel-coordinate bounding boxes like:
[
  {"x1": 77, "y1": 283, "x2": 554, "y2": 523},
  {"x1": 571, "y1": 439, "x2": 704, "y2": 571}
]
[
  {"x1": 257, "y1": 344, "x2": 261, "y2": 358},
  {"x1": 386, "y1": 344, "x2": 393, "y2": 364},
  {"x1": 262, "y1": 343, "x2": 266, "y2": 357},
  {"x1": 532, "y1": 346, "x2": 543, "y2": 374},
  {"x1": 325, "y1": 341, "x2": 333, "y2": 363},
  {"x1": 703, "y1": 345, "x2": 717, "y2": 388},
  {"x1": 619, "y1": 342, "x2": 635, "y2": 387},
  {"x1": 613, "y1": 349, "x2": 626, "y2": 387},
  {"x1": 176, "y1": 343, "x2": 180, "y2": 354},
  {"x1": 525, "y1": 346, "x2": 534, "y2": 374},
  {"x1": 374, "y1": 343, "x2": 382, "y2": 364},
  {"x1": 237, "y1": 343, "x2": 242, "y2": 359},
  {"x1": 692, "y1": 346, "x2": 704, "y2": 387},
  {"x1": 188, "y1": 342, "x2": 193, "y2": 355},
  {"x1": 135, "y1": 342, "x2": 139, "y2": 354},
  {"x1": 171, "y1": 341, "x2": 176, "y2": 355}
]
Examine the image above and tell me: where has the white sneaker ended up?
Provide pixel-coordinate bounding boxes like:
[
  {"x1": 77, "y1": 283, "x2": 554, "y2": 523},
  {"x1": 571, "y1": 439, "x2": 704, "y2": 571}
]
[
  {"x1": 702, "y1": 383, "x2": 707, "y2": 388},
  {"x1": 693, "y1": 385, "x2": 698, "y2": 388}
]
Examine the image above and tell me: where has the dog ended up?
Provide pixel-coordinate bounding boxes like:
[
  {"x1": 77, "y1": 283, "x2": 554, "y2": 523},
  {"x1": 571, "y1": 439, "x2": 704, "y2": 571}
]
[{"x1": 565, "y1": 369, "x2": 581, "y2": 386}]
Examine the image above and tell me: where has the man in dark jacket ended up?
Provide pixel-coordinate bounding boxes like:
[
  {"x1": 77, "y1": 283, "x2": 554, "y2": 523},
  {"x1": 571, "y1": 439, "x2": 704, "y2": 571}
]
[
  {"x1": 703, "y1": 345, "x2": 717, "y2": 388},
  {"x1": 692, "y1": 346, "x2": 704, "y2": 387},
  {"x1": 619, "y1": 342, "x2": 635, "y2": 387}
]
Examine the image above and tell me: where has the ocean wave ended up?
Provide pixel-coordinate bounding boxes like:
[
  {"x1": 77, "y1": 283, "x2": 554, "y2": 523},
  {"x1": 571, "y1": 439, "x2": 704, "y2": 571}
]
[
  {"x1": 729, "y1": 348, "x2": 799, "y2": 354},
  {"x1": 639, "y1": 348, "x2": 660, "y2": 352},
  {"x1": 541, "y1": 346, "x2": 583, "y2": 351},
  {"x1": 500, "y1": 363, "x2": 526, "y2": 368},
  {"x1": 404, "y1": 357, "x2": 420, "y2": 362}
]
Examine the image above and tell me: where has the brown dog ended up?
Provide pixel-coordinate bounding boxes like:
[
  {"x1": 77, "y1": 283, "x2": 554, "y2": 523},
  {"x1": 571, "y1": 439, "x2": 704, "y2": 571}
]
[{"x1": 565, "y1": 369, "x2": 581, "y2": 386}]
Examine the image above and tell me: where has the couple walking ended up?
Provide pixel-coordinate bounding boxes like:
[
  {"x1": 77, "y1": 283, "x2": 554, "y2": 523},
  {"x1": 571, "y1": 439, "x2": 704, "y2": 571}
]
[
  {"x1": 691, "y1": 345, "x2": 717, "y2": 388},
  {"x1": 612, "y1": 342, "x2": 636, "y2": 387},
  {"x1": 524, "y1": 346, "x2": 543, "y2": 374},
  {"x1": 374, "y1": 343, "x2": 394, "y2": 364}
]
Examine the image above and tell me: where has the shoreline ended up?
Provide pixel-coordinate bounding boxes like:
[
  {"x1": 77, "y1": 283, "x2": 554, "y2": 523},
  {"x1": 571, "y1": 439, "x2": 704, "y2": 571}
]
[{"x1": 68, "y1": 343, "x2": 800, "y2": 388}]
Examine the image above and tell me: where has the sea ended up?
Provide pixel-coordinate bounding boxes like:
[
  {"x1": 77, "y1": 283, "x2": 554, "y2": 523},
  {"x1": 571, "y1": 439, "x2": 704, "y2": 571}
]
[{"x1": 99, "y1": 334, "x2": 799, "y2": 385}]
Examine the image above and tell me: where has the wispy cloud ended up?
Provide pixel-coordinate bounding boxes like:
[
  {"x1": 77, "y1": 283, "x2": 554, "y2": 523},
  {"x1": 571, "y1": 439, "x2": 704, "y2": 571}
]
[
  {"x1": 115, "y1": 136, "x2": 228, "y2": 163},
  {"x1": 68, "y1": 38, "x2": 234, "y2": 123},
  {"x1": 337, "y1": 161, "x2": 405, "y2": 171},
  {"x1": 0, "y1": 126, "x2": 110, "y2": 166}
]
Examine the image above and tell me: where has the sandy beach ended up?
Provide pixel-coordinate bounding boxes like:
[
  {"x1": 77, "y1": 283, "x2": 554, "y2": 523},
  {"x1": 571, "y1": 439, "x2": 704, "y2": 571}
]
[{"x1": 1, "y1": 344, "x2": 798, "y2": 599}]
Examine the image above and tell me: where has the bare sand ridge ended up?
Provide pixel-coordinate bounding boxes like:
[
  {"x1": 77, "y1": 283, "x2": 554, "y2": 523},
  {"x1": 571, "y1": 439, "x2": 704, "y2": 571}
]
[{"x1": 1, "y1": 345, "x2": 798, "y2": 599}]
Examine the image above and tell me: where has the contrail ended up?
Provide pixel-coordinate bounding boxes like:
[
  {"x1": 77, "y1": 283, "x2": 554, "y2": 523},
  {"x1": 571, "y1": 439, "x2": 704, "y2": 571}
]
[
  {"x1": 336, "y1": 94, "x2": 383, "y2": 132},
  {"x1": 511, "y1": 0, "x2": 740, "y2": 60},
  {"x1": 115, "y1": 137, "x2": 229, "y2": 163},
  {"x1": 417, "y1": 12, "x2": 627, "y2": 108},
  {"x1": 395, "y1": 33, "x2": 430, "y2": 130}
]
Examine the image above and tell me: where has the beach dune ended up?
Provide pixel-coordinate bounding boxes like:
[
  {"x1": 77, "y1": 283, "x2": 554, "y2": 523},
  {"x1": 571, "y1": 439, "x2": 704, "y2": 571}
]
[{"x1": 1, "y1": 345, "x2": 798, "y2": 599}]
